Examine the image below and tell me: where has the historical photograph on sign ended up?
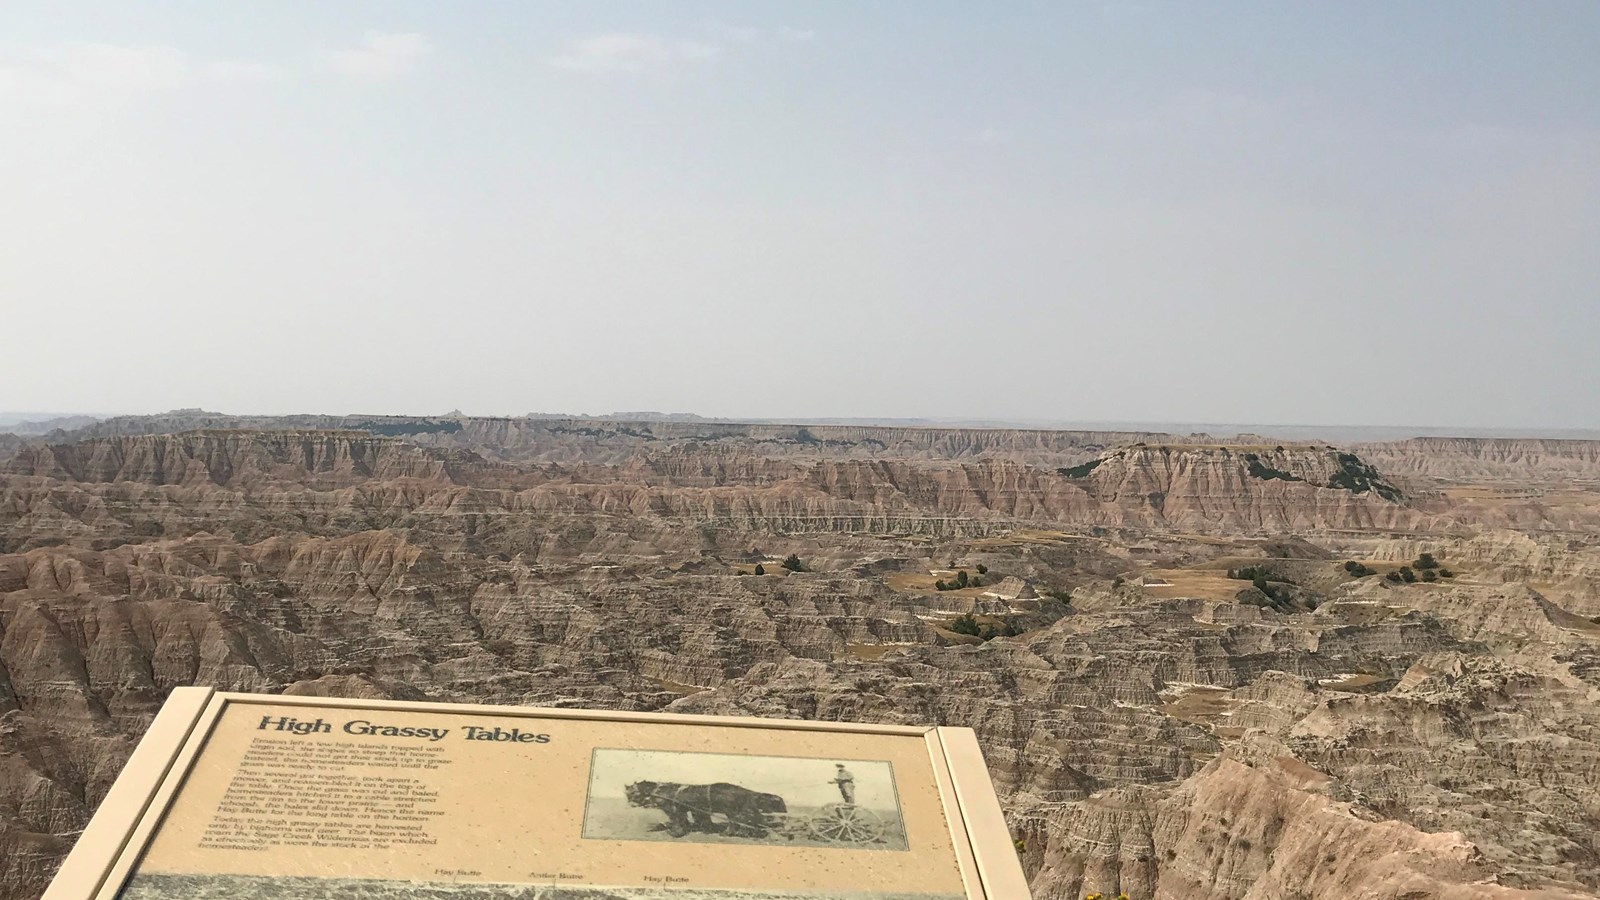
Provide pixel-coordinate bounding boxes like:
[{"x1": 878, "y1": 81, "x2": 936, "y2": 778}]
[
  {"x1": 582, "y1": 749, "x2": 909, "y2": 851},
  {"x1": 97, "y1": 700, "x2": 976, "y2": 899}
]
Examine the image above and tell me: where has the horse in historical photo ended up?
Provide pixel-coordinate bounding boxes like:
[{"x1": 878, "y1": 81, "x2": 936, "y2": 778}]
[{"x1": 624, "y1": 781, "x2": 788, "y2": 838}]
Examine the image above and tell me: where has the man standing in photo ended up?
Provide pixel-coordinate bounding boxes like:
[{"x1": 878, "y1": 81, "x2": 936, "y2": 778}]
[{"x1": 832, "y1": 763, "x2": 856, "y2": 804}]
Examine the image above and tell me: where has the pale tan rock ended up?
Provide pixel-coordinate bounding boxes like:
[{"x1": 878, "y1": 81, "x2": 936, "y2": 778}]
[{"x1": 0, "y1": 419, "x2": 1597, "y2": 900}]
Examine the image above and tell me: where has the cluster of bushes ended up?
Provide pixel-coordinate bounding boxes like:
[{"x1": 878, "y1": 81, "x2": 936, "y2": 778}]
[
  {"x1": 1343, "y1": 560, "x2": 1377, "y2": 577},
  {"x1": 1384, "y1": 552, "x2": 1454, "y2": 583},
  {"x1": 1328, "y1": 452, "x2": 1405, "y2": 502},
  {"x1": 1224, "y1": 566, "x2": 1303, "y2": 610},
  {"x1": 1413, "y1": 552, "x2": 1451, "y2": 576},
  {"x1": 1241, "y1": 577, "x2": 1299, "y2": 610},
  {"x1": 1386, "y1": 565, "x2": 1453, "y2": 584},
  {"x1": 1057, "y1": 459, "x2": 1104, "y2": 478},
  {"x1": 947, "y1": 613, "x2": 1019, "y2": 641},
  {"x1": 1241, "y1": 452, "x2": 1303, "y2": 483},
  {"x1": 1043, "y1": 587, "x2": 1073, "y2": 602},
  {"x1": 1227, "y1": 565, "x2": 1291, "y2": 583},
  {"x1": 935, "y1": 569, "x2": 982, "y2": 591}
]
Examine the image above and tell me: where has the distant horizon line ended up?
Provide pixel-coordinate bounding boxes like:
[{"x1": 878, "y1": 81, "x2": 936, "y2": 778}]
[{"x1": 2, "y1": 409, "x2": 1596, "y2": 442}]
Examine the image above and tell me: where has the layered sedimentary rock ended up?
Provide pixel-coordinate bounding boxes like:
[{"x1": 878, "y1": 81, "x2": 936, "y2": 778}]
[
  {"x1": 36, "y1": 413, "x2": 1175, "y2": 468},
  {"x1": 1358, "y1": 438, "x2": 1600, "y2": 484},
  {"x1": 3, "y1": 430, "x2": 491, "y2": 488},
  {"x1": 3, "y1": 434, "x2": 1433, "y2": 546},
  {"x1": 0, "y1": 416, "x2": 1597, "y2": 900}
]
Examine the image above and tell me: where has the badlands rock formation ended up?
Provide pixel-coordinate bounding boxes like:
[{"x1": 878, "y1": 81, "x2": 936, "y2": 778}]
[{"x1": 1, "y1": 416, "x2": 1598, "y2": 900}]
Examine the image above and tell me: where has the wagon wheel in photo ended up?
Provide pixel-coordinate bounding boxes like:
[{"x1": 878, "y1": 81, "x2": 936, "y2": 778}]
[{"x1": 808, "y1": 803, "x2": 885, "y2": 844}]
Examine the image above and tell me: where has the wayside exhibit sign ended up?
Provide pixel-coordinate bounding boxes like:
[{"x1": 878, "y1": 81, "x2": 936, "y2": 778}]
[{"x1": 42, "y1": 689, "x2": 1030, "y2": 900}]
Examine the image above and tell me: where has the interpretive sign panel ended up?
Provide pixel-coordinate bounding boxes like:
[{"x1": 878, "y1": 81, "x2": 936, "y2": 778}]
[{"x1": 43, "y1": 689, "x2": 1029, "y2": 900}]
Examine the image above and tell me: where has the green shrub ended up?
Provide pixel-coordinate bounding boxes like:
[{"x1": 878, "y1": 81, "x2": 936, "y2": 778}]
[
  {"x1": 781, "y1": 554, "x2": 803, "y2": 572},
  {"x1": 1328, "y1": 453, "x2": 1405, "y2": 502},
  {"x1": 1242, "y1": 453, "x2": 1304, "y2": 483},
  {"x1": 1400, "y1": 567, "x2": 1417, "y2": 583},
  {"x1": 949, "y1": 613, "x2": 982, "y2": 636},
  {"x1": 1057, "y1": 459, "x2": 1103, "y2": 478},
  {"x1": 1439, "y1": 568, "x2": 1455, "y2": 578},
  {"x1": 754, "y1": 564, "x2": 765, "y2": 575},
  {"x1": 1414, "y1": 552, "x2": 1439, "y2": 570},
  {"x1": 976, "y1": 564, "x2": 988, "y2": 575},
  {"x1": 948, "y1": 614, "x2": 1018, "y2": 641},
  {"x1": 1231, "y1": 565, "x2": 1293, "y2": 584}
]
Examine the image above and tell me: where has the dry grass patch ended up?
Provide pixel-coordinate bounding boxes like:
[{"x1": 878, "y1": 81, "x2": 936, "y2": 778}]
[
  {"x1": 971, "y1": 529, "x2": 1086, "y2": 548},
  {"x1": 883, "y1": 571, "x2": 990, "y2": 595},
  {"x1": 1164, "y1": 532, "x2": 1249, "y2": 547},
  {"x1": 1319, "y1": 673, "x2": 1390, "y2": 692},
  {"x1": 884, "y1": 571, "x2": 937, "y2": 592},
  {"x1": 1161, "y1": 686, "x2": 1234, "y2": 728},
  {"x1": 930, "y1": 626, "x2": 985, "y2": 646},
  {"x1": 1139, "y1": 569, "x2": 1248, "y2": 602}
]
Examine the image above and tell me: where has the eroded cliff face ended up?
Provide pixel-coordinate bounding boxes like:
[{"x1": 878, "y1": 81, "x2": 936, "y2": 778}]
[
  {"x1": 0, "y1": 418, "x2": 1597, "y2": 900},
  {"x1": 1357, "y1": 438, "x2": 1600, "y2": 484},
  {"x1": 2, "y1": 435, "x2": 1430, "y2": 549},
  {"x1": 1053, "y1": 445, "x2": 1432, "y2": 533},
  {"x1": 39, "y1": 414, "x2": 1173, "y2": 468},
  {"x1": 2, "y1": 431, "x2": 490, "y2": 488}
]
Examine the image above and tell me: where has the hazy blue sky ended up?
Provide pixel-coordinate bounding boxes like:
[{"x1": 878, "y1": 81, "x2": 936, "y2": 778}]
[{"x1": 2, "y1": 2, "x2": 1596, "y2": 428}]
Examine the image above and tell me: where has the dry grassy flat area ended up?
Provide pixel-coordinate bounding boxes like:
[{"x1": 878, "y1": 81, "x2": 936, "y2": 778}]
[
  {"x1": 1139, "y1": 569, "x2": 1248, "y2": 601},
  {"x1": 929, "y1": 626, "x2": 984, "y2": 646},
  {"x1": 1161, "y1": 686, "x2": 1232, "y2": 725},
  {"x1": 882, "y1": 572, "x2": 988, "y2": 596},
  {"x1": 1319, "y1": 673, "x2": 1390, "y2": 692},
  {"x1": 1165, "y1": 532, "x2": 1250, "y2": 547},
  {"x1": 971, "y1": 529, "x2": 1090, "y2": 548}
]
